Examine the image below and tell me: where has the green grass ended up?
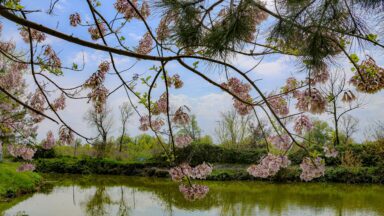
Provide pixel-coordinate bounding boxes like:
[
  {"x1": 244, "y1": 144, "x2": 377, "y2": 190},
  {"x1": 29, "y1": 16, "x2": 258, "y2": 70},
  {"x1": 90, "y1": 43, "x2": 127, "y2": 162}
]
[{"x1": 0, "y1": 162, "x2": 42, "y2": 198}]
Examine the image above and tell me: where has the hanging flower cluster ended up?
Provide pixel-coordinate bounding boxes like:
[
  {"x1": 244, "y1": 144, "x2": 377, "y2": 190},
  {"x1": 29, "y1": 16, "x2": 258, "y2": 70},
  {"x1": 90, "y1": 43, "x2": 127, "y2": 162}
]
[
  {"x1": 296, "y1": 88, "x2": 327, "y2": 114},
  {"x1": 350, "y1": 56, "x2": 384, "y2": 94},
  {"x1": 268, "y1": 95, "x2": 289, "y2": 116},
  {"x1": 310, "y1": 64, "x2": 330, "y2": 84},
  {"x1": 281, "y1": 77, "x2": 300, "y2": 97},
  {"x1": 7, "y1": 145, "x2": 36, "y2": 161},
  {"x1": 268, "y1": 134, "x2": 292, "y2": 151},
  {"x1": 19, "y1": 27, "x2": 46, "y2": 43},
  {"x1": 300, "y1": 157, "x2": 325, "y2": 181},
  {"x1": 323, "y1": 146, "x2": 339, "y2": 158},
  {"x1": 114, "y1": 0, "x2": 150, "y2": 20},
  {"x1": 155, "y1": 93, "x2": 168, "y2": 114},
  {"x1": 136, "y1": 32, "x2": 153, "y2": 55},
  {"x1": 42, "y1": 131, "x2": 55, "y2": 150},
  {"x1": 29, "y1": 89, "x2": 46, "y2": 123},
  {"x1": 59, "y1": 127, "x2": 74, "y2": 145},
  {"x1": 52, "y1": 93, "x2": 66, "y2": 111},
  {"x1": 85, "y1": 61, "x2": 110, "y2": 113},
  {"x1": 294, "y1": 114, "x2": 313, "y2": 135},
  {"x1": 69, "y1": 13, "x2": 81, "y2": 27},
  {"x1": 247, "y1": 153, "x2": 291, "y2": 178},
  {"x1": 169, "y1": 163, "x2": 213, "y2": 182},
  {"x1": 175, "y1": 134, "x2": 193, "y2": 148},
  {"x1": 173, "y1": 107, "x2": 190, "y2": 125},
  {"x1": 88, "y1": 22, "x2": 107, "y2": 40},
  {"x1": 341, "y1": 90, "x2": 356, "y2": 103},
  {"x1": 43, "y1": 45, "x2": 62, "y2": 71},
  {"x1": 179, "y1": 184, "x2": 209, "y2": 201},
  {"x1": 139, "y1": 115, "x2": 165, "y2": 131},
  {"x1": 172, "y1": 74, "x2": 184, "y2": 89},
  {"x1": 156, "y1": 12, "x2": 174, "y2": 41},
  {"x1": 222, "y1": 77, "x2": 253, "y2": 115}
]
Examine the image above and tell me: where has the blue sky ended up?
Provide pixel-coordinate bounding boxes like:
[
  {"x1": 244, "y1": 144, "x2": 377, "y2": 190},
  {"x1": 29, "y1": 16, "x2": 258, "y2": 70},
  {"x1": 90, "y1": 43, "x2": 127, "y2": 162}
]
[{"x1": 1, "y1": 0, "x2": 383, "y2": 143}]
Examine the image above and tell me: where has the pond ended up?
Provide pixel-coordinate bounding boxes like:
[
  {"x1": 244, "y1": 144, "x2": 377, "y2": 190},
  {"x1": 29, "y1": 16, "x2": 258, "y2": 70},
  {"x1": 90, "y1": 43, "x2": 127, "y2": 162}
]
[{"x1": 2, "y1": 174, "x2": 384, "y2": 216}]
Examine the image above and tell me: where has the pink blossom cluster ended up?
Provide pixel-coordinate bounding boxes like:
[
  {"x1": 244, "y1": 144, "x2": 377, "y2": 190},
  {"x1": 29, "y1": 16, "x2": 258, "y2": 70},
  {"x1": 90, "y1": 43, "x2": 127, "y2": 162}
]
[
  {"x1": 7, "y1": 145, "x2": 36, "y2": 161},
  {"x1": 88, "y1": 22, "x2": 107, "y2": 40},
  {"x1": 84, "y1": 61, "x2": 109, "y2": 88},
  {"x1": 29, "y1": 89, "x2": 46, "y2": 123},
  {"x1": 247, "y1": 154, "x2": 291, "y2": 178},
  {"x1": 156, "y1": 13, "x2": 173, "y2": 41},
  {"x1": 237, "y1": 5, "x2": 268, "y2": 42},
  {"x1": 139, "y1": 115, "x2": 164, "y2": 131},
  {"x1": 310, "y1": 65, "x2": 330, "y2": 84},
  {"x1": 52, "y1": 93, "x2": 66, "y2": 111},
  {"x1": 114, "y1": 0, "x2": 139, "y2": 20},
  {"x1": 136, "y1": 32, "x2": 153, "y2": 55},
  {"x1": 169, "y1": 162, "x2": 213, "y2": 182},
  {"x1": 175, "y1": 134, "x2": 193, "y2": 148},
  {"x1": 323, "y1": 146, "x2": 339, "y2": 158},
  {"x1": 300, "y1": 157, "x2": 325, "y2": 181},
  {"x1": 173, "y1": 107, "x2": 190, "y2": 125},
  {"x1": 179, "y1": 184, "x2": 209, "y2": 201},
  {"x1": 140, "y1": 1, "x2": 150, "y2": 19},
  {"x1": 350, "y1": 56, "x2": 384, "y2": 94},
  {"x1": 268, "y1": 95, "x2": 289, "y2": 116},
  {"x1": 296, "y1": 88, "x2": 327, "y2": 114},
  {"x1": 17, "y1": 163, "x2": 36, "y2": 172},
  {"x1": 268, "y1": 134, "x2": 292, "y2": 151},
  {"x1": 172, "y1": 74, "x2": 184, "y2": 89},
  {"x1": 20, "y1": 27, "x2": 46, "y2": 43},
  {"x1": 221, "y1": 78, "x2": 253, "y2": 115},
  {"x1": 42, "y1": 131, "x2": 55, "y2": 150},
  {"x1": 88, "y1": 85, "x2": 108, "y2": 113},
  {"x1": 341, "y1": 90, "x2": 356, "y2": 103},
  {"x1": 59, "y1": 127, "x2": 74, "y2": 145},
  {"x1": 155, "y1": 93, "x2": 168, "y2": 114},
  {"x1": 69, "y1": 13, "x2": 81, "y2": 27},
  {"x1": 294, "y1": 115, "x2": 313, "y2": 134},
  {"x1": 43, "y1": 45, "x2": 62, "y2": 69},
  {"x1": 282, "y1": 77, "x2": 300, "y2": 97}
]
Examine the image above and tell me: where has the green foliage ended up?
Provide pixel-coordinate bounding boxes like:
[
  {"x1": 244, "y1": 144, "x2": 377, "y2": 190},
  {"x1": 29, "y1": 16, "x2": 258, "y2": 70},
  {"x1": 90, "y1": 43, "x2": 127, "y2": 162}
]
[{"x1": 0, "y1": 162, "x2": 42, "y2": 198}]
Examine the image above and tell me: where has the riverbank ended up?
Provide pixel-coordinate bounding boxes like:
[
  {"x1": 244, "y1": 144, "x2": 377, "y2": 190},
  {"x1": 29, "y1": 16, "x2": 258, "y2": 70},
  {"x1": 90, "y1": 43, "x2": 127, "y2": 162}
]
[
  {"x1": 35, "y1": 158, "x2": 384, "y2": 184},
  {"x1": 0, "y1": 162, "x2": 42, "y2": 199}
]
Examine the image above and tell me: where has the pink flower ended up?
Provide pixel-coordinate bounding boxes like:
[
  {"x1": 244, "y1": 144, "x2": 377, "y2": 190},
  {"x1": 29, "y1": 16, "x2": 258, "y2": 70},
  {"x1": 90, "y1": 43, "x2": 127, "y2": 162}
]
[
  {"x1": 323, "y1": 146, "x2": 339, "y2": 158},
  {"x1": 350, "y1": 56, "x2": 384, "y2": 94},
  {"x1": 69, "y1": 13, "x2": 81, "y2": 27},
  {"x1": 247, "y1": 153, "x2": 291, "y2": 178},
  {"x1": 300, "y1": 157, "x2": 325, "y2": 181},
  {"x1": 175, "y1": 135, "x2": 193, "y2": 148},
  {"x1": 52, "y1": 93, "x2": 66, "y2": 111},
  {"x1": 43, "y1": 45, "x2": 62, "y2": 71},
  {"x1": 139, "y1": 115, "x2": 164, "y2": 131},
  {"x1": 172, "y1": 74, "x2": 184, "y2": 89},
  {"x1": 341, "y1": 90, "x2": 356, "y2": 103},
  {"x1": 7, "y1": 145, "x2": 36, "y2": 161},
  {"x1": 173, "y1": 107, "x2": 190, "y2": 125},
  {"x1": 42, "y1": 131, "x2": 55, "y2": 150},
  {"x1": 59, "y1": 127, "x2": 74, "y2": 145},
  {"x1": 19, "y1": 27, "x2": 46, "y2": 43},
  {"x1": 191, "y1": 162, "x2": 212, "y2": 179},
  {"x1": 294, "y1": 115, "x2": 312, "y2": 134},
  {"x1": 221, "y1": 78, "x2": 253, "y2": 115},
  {"x1": 296, "y1": 88, "x2": 327, "y2": 114},
  {"x1": 136, "y1": 32, "x2": 153, "y2": 55},
  {"x1": 179, "y1": 184, "x2": 209, "y2": 201},
  {"x1": 268, "y1": 95, "x2": 289, "y2": 116},
  {"x1": 268, "y1": 134, "x2": 292, "y2": 151},
  {"x1": 155, "y1": 93, "x2": 168, "y2": 114},
  {"x1": 140, "y1": 1, "x2": 150, "y2": 19},
  {"x1": 88, "y1": 22, "x2": 106, "y2": 40},
  {"x1": 114, "y1": 0, "x2": 138, "y2": 20}
]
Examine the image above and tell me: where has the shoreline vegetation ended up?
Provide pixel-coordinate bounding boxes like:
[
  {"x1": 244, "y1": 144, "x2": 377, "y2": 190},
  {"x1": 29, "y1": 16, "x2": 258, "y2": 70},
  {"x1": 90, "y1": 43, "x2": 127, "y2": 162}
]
[{"x1": 34, "y1": 157, "x2": 384, "y2": 184}]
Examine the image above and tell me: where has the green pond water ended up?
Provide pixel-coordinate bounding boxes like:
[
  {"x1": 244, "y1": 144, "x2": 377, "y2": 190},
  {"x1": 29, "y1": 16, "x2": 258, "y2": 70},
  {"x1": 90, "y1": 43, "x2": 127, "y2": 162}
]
[{"x1": 1, "y1": 174, "x2": 384, "y2": 216}]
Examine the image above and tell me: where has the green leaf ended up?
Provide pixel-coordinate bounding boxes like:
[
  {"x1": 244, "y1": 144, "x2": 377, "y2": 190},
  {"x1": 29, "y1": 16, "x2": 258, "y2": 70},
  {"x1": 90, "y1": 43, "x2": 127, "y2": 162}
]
[{"x1": 349, "y1": 54, "x2": 359, "y2": 63}]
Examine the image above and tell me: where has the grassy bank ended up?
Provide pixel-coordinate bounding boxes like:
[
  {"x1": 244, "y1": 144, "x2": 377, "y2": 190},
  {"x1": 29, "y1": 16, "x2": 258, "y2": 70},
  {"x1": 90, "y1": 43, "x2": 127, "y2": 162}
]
[
  {"x1": 0, "y1": 162, "x2": 42, "y2": 198},
  {"x1": 35, "y1": 158, "x2": 384, "y2": 184}
]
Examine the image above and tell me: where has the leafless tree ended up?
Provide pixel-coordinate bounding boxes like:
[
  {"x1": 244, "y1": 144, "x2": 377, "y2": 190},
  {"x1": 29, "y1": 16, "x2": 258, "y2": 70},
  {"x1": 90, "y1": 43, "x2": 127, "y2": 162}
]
[
  {"x1": 340, "y1": 115, "x2": 359, "y2": 144},
  {"x1": 118, "y1": 102, "x2": 133, "y2": 152},
  {"x1": 85, "y1": 106, "x2": 113, "y2": 158},
  {"x1": 321, "y1": 71, "x2": 362, "y2": 146}
]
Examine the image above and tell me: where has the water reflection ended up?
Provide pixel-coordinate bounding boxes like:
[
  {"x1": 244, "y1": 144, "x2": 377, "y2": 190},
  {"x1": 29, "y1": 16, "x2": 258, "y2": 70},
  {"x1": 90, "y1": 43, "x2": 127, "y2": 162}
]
[{"x1": 2, "y1": 175, "x2": 384, "y2": 216}]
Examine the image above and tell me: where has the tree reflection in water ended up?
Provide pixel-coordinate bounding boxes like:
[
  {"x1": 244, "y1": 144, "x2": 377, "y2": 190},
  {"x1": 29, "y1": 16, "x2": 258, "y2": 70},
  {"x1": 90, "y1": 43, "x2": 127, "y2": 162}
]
[{"x1": 3, "y1": 175, "x2": 384, "y2": 216}]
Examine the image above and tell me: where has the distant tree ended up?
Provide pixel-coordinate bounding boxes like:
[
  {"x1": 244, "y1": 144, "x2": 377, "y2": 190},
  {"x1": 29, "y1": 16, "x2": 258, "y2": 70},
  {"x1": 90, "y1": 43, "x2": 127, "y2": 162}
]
[
  {"x1": 340, "y1": 115, "x2": 359, "y2": 144},
  {"x1": 118, "y1": 102, "x2": 133, "y2": 152},
  {"x1": 215, "y1": 109, "x2": 252, "y2": 148},
  {"x1": 304, "y1": 120, "x2": 333, "y2": 147},
  {"x1": 177, "y1": 115, "x2": 201, "y2": 141},
  {"x1": 85, "y1": 106, "x2": 113, "y2": 158}
]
